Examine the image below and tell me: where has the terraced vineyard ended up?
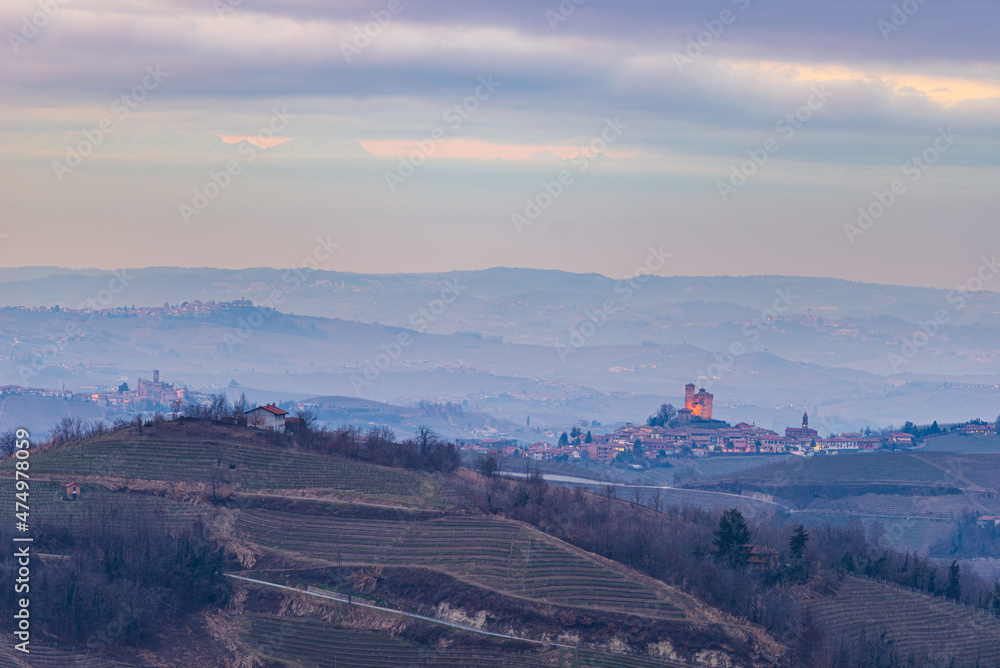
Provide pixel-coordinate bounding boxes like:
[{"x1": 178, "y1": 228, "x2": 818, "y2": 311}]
[
  {"x1": 13, "y1": 428, "x2": 423, "y2": 498},
  {"x1": 922, "y1": 434, "x2": 1000, "y2": 454},
  {"x1": 248, "y1": 615, "x2": 566, "y2": 667},
  {"x1": 582, "y1": 485, "x2": 783, "y2": 515},
  {"x1": 236, "y1": 506, "x2": 684, "y2": 618},
  {"x1": 0, "y1": 640, "x2": 136, "y2": 668},
  {"x1": 806, "y1": 492, "x2": 987, "y2": 518},
  {"x1": 576, "y1": 650, "x2": 692, "y2": 668},
  {"x1": 796, "y1": 511, "x2": 955, "y2": 553},
  {"x1": 685, "y1": 455, "x2": 794, "y2": 480},
  {"x1": 919, "y1": 454, "x2": 1000, "y2": 493},
  {"x1": 808, "y1": 576, "x2": 1000, "y2": 666},
  {"x1": 722, "y1": 453, "x2": 954, "y2": 487},
  {"x1": 0, "y1": 481, "x2": 210, "y2": 531},
  {"x1": 247, "y1": 615, "x2": 685, "y2": 668}
]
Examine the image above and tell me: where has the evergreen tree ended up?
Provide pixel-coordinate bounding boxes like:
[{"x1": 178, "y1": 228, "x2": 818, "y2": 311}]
[
  {"x1": 558, "y1": 432, "x2": 569, "y2": 446},
  {"x1": 585, "y1": 430, "x2": 592, "y2": 443},
  {"x1": 713, "y1": 508, "x2": 751, "y2": 566},
  {"x1": 790, "y1": 523, "x2": 810, "y2": 560},
  {"x1": 946, "y1": 560, "x2": 961, "y2": 601}
]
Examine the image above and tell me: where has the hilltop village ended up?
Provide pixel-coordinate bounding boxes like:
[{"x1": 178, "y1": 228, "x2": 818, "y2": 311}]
[
  {"x1": 464, "y1": 383, "x2": 958, "y2": 464},
  {"x1": 1, "y1": 369, "x2": 212, "y2": 408},
  {"x1": 5, "y1": 375, "x2": 996, "y2": 466}
]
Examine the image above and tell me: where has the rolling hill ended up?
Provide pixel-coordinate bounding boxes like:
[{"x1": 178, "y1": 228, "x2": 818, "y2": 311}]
[{"x1": 1, "y1": 421, "x2": 779, "y2": 667}]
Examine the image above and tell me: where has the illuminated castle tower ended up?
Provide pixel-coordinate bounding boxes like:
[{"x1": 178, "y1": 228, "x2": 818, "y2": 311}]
[{"x1": 682, "y1": 383, "x2": 714, "y2": 421}]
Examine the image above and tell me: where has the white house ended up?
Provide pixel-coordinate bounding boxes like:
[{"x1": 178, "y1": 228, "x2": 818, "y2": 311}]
[{"x1": 246, "y1": 404, "x2": 288, "y2": 432}]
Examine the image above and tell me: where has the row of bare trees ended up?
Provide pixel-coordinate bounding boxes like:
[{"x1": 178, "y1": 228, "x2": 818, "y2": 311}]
[{"x1": 303, "y1": 424, "x2": 460, "y2": 474}]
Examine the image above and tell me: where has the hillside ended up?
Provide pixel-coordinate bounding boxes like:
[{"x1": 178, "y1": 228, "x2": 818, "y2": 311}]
[
  {"x1": 808, "y1": 576, "x2": 1000, "y2": 665},
  {"x1": 7, "y1": 421, "x2": 1000, "y2": 666},
  {"x1": 0, "y1": 421, "x2": 779, "y2": 667},
  {"x1": 26, "y1": 420, "x2": 427, "y2": 500},
  {"x1": 679, "y1": 448, "x2": 1000, "y2": 553}
]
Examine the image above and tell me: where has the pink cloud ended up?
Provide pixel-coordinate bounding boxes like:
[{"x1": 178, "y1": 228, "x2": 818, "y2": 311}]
[{"x1": 358, "y1": 138, "x2": 638, "y2": 161}]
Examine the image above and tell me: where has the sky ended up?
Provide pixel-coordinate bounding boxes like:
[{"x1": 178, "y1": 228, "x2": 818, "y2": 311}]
[{"x1": 0, "y1": 0, "x2": 998, "y2": 289}]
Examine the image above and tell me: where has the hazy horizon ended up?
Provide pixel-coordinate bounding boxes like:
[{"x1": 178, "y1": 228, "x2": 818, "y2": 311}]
[
  {"x1": 1, "y1": 264, "x2": 998, "y2": 294},
  {"x1": 2, "y1": 0, "x2": 998, "y2": 289}
]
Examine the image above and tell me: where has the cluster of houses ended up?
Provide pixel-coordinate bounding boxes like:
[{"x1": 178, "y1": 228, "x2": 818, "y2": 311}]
[
  {"x1": 579, "y1": 413, "x2": 916, "y2": 461},
  {"x1": 485, "y1": 384, "x2": 929, "y2": 464}
]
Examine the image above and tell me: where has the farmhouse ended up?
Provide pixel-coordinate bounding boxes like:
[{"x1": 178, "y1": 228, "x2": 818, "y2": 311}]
[
  {"x1": 246, "y1": 404, "x2": 288, "y2": 432},
  {"x1": 746, "y1": 544, "x2": 779, "y2": 570},
  {"x1": 64, "y1": 482, "x2": 80, "y2": 501}
]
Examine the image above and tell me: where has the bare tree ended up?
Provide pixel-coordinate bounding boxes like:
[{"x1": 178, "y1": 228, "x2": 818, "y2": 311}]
[
  {"x1": 209, "y1": 394, "x2": 232, "y2": 421},
  {"x1": 209, "y1": 457, "x2": 228, "y2": 502},
  {"x1": 0, "y1": 431, "x2": 17, "y2": 458},
  {"x1": 233, "y1": 393, "x2": 250, "y2": 424},
  {"x1": 417, "y1": 425, "x2": 435, "y2": 455},
  {"x1": 477, "y1": 455, "x2": 499, "y2": 478},
  {"x1": 295, "y1": 407, "x2": 318, "y2": 431}
]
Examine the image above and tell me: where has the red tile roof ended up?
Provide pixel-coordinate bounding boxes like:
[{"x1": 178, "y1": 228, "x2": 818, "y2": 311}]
[{"x1": 248, "y1": 404, "x2": 288, "y2": 416}]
